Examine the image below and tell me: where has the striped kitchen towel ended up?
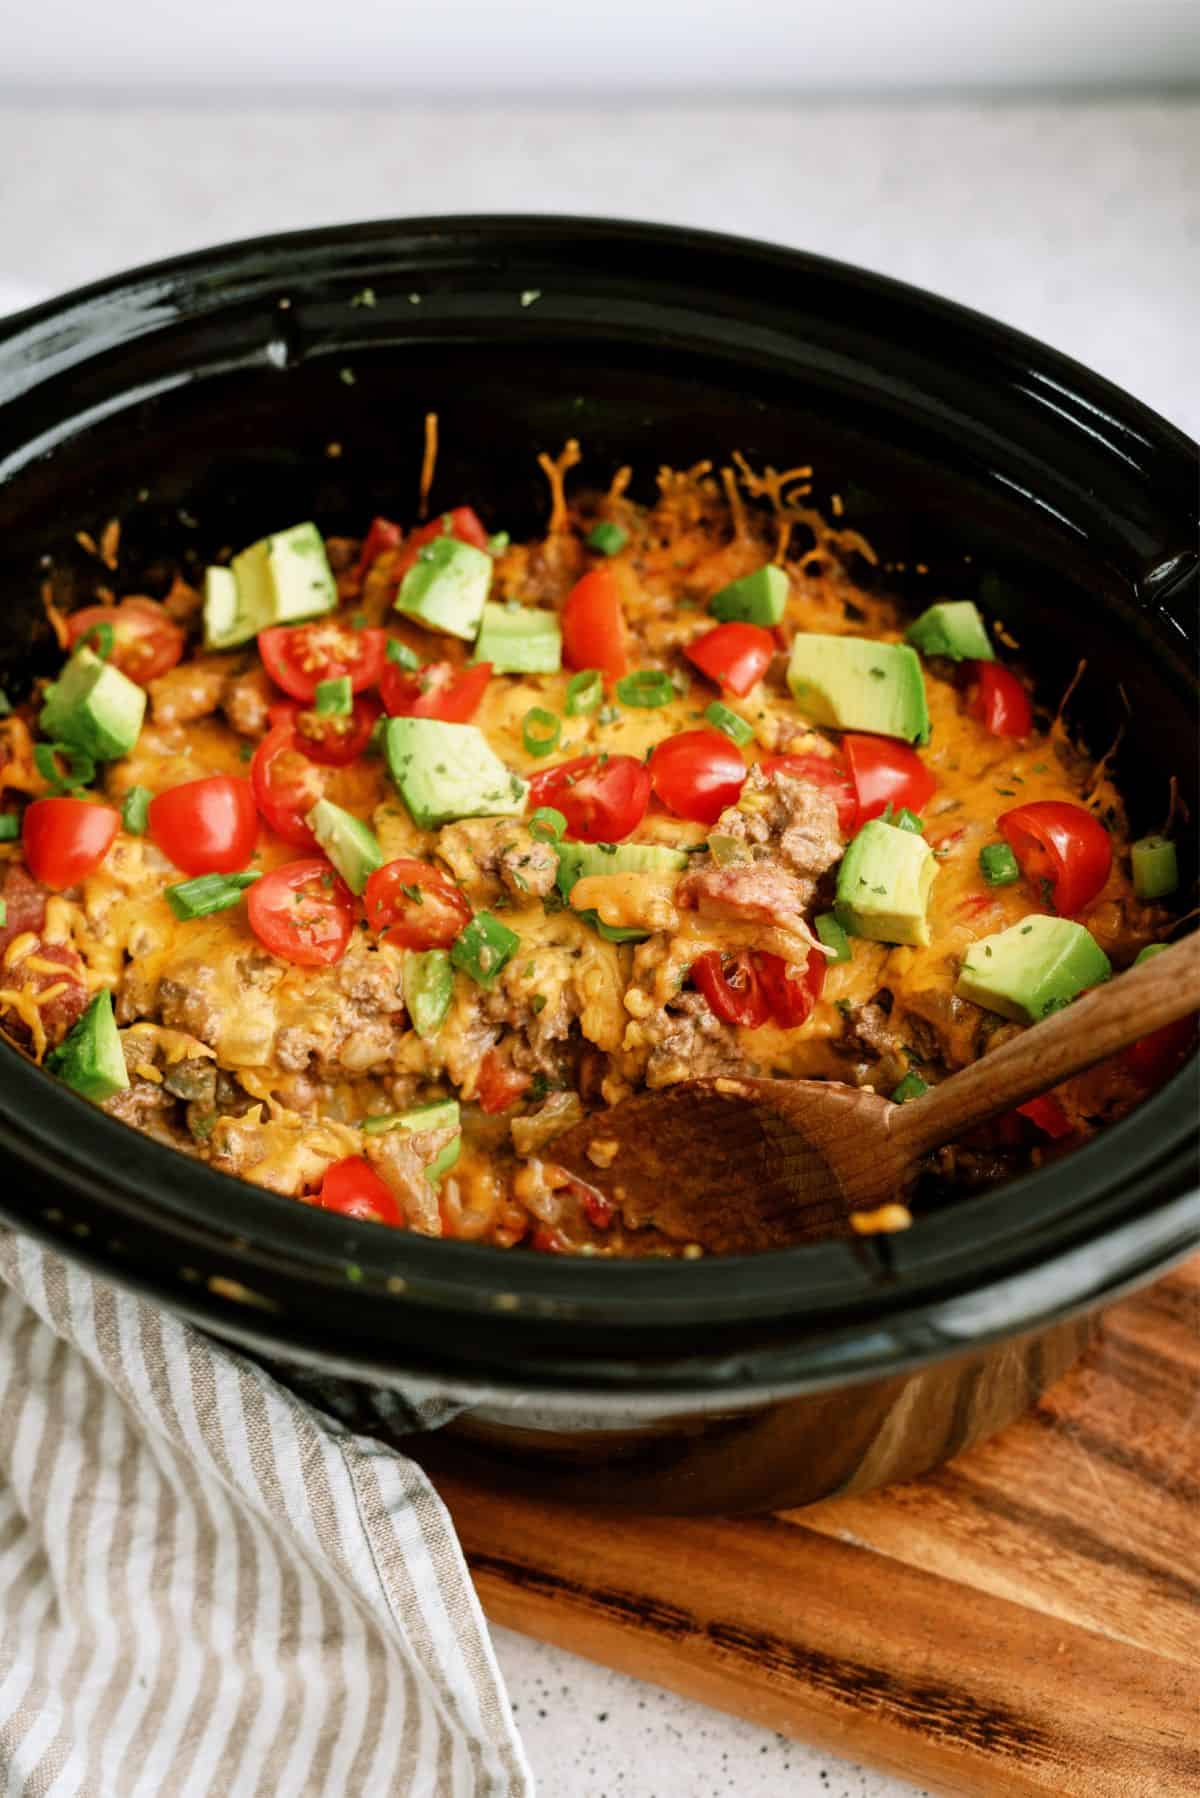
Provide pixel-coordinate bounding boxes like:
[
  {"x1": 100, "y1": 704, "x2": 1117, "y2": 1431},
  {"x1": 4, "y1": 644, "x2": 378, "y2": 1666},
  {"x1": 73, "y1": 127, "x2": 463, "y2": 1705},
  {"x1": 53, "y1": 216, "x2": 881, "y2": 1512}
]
[{"x1": 0, "y1": 1232, "x2": 533, "y2": 1797}]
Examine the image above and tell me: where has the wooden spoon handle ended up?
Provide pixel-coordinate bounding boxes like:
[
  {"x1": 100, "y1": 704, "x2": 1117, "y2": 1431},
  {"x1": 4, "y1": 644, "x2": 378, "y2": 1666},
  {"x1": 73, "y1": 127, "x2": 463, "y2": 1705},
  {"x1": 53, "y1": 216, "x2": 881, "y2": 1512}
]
[{"x1": 891, "y1": 932, "x2": 1199, "y2": 1162}]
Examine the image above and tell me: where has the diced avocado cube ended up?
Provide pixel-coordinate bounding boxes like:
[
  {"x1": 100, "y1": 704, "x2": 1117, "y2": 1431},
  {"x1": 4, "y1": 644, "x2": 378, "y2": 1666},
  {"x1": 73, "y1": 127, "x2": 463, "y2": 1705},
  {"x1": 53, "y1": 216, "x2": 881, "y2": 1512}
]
[
  {"x1": 1131, "y1": 835, "x2": 1178, "y2": 900},
  {"x1": 202, "y1": 565, "x2": 243, "y2": 650},
  {"x1": 40, "y1": 646, "x2": 146, "y2": 761},
  {"x1": 231, "y1": 522, "x2": 337, "y2": 643},
  {"x1": 385, "y1": 718, "x2": 528, "y2": 829},
  {"x1": 403, "y1": 949, "x2": 454, "y2": 1038},
  {"x1": 956, "y1": 915, "x2": 1111, "y2": 1023},
  {"x1": 905, "y1": 600, "x2": 994, "y2": 662},
  {"x1": 787, "y1": 635, "x2": 930, "y2": 745},
  {"x1": 891, "y1": 1071, "x2": 929, "y2": 1104},
  {"x1": 306, "y1": 798, "x2": 383, "y2": 895},
  {"x1": 44, "y1": 988, "x2": 128, "y2": 1102},
  {"x1": 473, "y1": 602, "x2": 562, "y2": 674},
  {"x1": 556, "y1": 840, "x2": 689, "y2": 898},
  {"x1": 394, "y1": 536, "x2": 492, "y2": 640},
  {"x1": 710, "y1": 564, "x2": 789, "y2": 626},
  {"x1": 363, "y1": 1098, "x2": 461, "y2": 1182},
  {"x1": 835, "y1": 818, "x2": 939, "y2": 947}
]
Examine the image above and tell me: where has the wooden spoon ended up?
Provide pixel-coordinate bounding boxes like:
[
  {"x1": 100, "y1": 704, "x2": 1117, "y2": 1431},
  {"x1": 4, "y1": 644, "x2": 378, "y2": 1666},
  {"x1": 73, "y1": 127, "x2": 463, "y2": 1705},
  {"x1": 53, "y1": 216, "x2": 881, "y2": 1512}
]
[{"x1": 551, "y1": 933, "x2": 1199, "y2": 1255}]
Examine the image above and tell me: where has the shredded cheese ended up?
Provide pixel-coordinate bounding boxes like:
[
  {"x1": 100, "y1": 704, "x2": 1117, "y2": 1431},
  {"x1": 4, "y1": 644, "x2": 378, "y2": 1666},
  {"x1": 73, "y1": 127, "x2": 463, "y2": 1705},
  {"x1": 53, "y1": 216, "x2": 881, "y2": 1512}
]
[
  {"x1": 537, "y1": 439, "x2": 582, "y2": 535},
  {"x1": 418, "y1": 410, "x2": 438, "y2": 519}
]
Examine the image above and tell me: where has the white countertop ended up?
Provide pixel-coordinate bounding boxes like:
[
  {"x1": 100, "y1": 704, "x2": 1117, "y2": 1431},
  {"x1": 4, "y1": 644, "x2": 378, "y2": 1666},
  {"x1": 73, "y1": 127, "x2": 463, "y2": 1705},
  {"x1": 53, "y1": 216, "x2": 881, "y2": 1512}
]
[{"x1": 1, "y1": 93, "x2": 1194, "y2": 1798}]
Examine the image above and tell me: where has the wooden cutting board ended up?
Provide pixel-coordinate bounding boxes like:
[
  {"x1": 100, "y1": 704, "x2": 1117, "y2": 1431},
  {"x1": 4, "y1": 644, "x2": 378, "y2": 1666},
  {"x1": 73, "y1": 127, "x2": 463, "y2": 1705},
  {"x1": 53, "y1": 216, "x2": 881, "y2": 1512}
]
[{"x1": 429, "y1": 1258, "x2": 1200, "y2": 1798}]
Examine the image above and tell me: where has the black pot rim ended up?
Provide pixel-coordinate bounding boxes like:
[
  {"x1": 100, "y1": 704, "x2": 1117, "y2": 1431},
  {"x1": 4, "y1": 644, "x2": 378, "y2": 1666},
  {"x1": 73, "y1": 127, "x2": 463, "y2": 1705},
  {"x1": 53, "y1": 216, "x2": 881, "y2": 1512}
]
[{"x1": 0, "y1": 213, "x2": 1196, "y2": 1391}]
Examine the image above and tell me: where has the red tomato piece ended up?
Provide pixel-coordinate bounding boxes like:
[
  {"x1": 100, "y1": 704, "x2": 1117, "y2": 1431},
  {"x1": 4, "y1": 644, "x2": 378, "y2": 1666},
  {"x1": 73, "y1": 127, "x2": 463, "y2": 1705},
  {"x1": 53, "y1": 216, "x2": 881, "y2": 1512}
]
[
  {"x1": 842, "y1": 733, "x2": 936, "y2": 831},
  {"x1": 292, "y1": 693, "x2": 381, "y2": 766},
  {"x1": 477, "y1": 1048, "x2": 532, "y2": 1114},
  {"x1": 250, "y1": 723, "x2": 327, "y2": 846},
  {"x1": 998, "y1": 800, "x2": 1112, "y2": 915},
  {"x1": 319, "y1": 1156, "x2": 403, "y2": 1227},
  {"x1": 649, "y1": 730, "x2": 746, "y2": 826},
  {"x1": 391, "y1": 507, "x2": 490, "y2": 581},
  {"x1": 1123, "y1": 1016, "x2": 1196, "y2": 1088},
  {"x1": 22, "y1": 798, "x2": 119, "y2": 890},
  {"x1": 258, "y1": 622, "x2": 387, "y2": 702},
  {"x1": 763, "y1": 752, "x2": 857, "y2": 835},
  {"x1": 754, "y1": 950, "x2": 827, "y2": 1027},
  {"x1": 692, "y1": 950, "x2": 772, "y2": 1029},
  {"x1": 968, "y1": 662, "x2": 1033, "y2": 738},
  {"x1": 380, "y1": 659, "x2": 492, "y2": 724},
  {"x1": 247, "y1": 858, "x2": 354, "y2": 966},
  {"x1": 147, "y1": 775, "x2": 258, "y2": 875},
  {"x1": 684, "y1": 622, "x2": 775, "y2": 697},
  {"x1": 561, "y1": 569, "x2": 629, "y2": 685},
  {"x1": 363, "y1": 858, "x2": 472, "y2": 950},
  {"x1": 526, "y1": 754, "x2": 651, "y2": 843},
  {"x1": 1016, "y1": 1095, "x2": 1074, "y2": 1139},
  {"x1": 355, "y1": 516, "x2": 403, "y2": 582},
  {"x1": 67, "y1": 598, "x2": 185, "y2": 686}
]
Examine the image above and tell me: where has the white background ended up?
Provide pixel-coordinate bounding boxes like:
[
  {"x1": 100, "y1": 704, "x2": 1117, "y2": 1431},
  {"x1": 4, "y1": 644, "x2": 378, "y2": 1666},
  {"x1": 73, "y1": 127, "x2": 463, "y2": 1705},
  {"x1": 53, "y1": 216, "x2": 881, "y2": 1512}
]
[{"x1": 3, "y1": 0, "x2": 1200, "y2": 94}]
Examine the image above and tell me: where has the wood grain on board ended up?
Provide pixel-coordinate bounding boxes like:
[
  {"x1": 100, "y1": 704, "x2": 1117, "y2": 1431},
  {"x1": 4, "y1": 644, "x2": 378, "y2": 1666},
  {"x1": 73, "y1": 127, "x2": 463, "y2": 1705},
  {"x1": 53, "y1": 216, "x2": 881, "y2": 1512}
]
[{"x1": 432, "y1": 1259, "x2": 1200, "y2": 1798}]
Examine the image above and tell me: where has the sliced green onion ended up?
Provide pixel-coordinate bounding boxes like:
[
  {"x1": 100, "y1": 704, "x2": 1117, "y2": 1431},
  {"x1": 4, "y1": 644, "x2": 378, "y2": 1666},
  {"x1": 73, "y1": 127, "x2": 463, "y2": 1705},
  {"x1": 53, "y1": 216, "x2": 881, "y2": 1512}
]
[
  {"x1": 522, "y1": 707, "x2": 562, "y2": 757},
  {"x1": 0, "y1": 691, "x2": 10, "y2": 717},
  {"x1": 314, "y1": 675, "x2": 353, "y2": 716},
  {"x1": 0, "y1": 814, "x2": 18, "y2": 842},
  {"x1": 121, "y1": 785, "x2": 152, "y2": 835},
  {"x1": 1131, "y1": 835, "x2": 1178, "y2": 900},
  {"x1": 529, "y1": 806, "x2": 567, "y2": 843},
  {"x1": 979, "y1": 841, "x2": 1020, "y2": 886},
  {"x1": 616, "y1": 669, "x2": 674, "y2": 709},
  {"x1": 0, "y1": 899, "x2": 7, "y2": 927},
  {"x1": 34, "y1": 741, "x2": 96, "y2": 794},
  {"x1": 1134, "y1": 942, "x2": 1170, "y2": 966},
  {"x1": 165, "y1": 869, "x2": 261, "y2": 921},
  {"x1": 815, "y1": 912, "x2": 852, "y2": 963},
  {"x1": 895, "y1": 808, "x2": 924, "y2": 834},
  {"x1": 74, "y1": 619, "x2": 114, "y2": 661},
  {"x1": 586, "y1": 521, "x2": 627, "y2": 556},
  {"x1": 565, "y1": 669, "x2": 603, "y2": 716},
  {"x1": 574, "y1": 908, "x2": 650, "y2": 943},
  {"x1": 703, "y1": 701, "x2": 754, "y2": 747},
  {"x1": 707, "y1": 832, "x2": 750, "y2": 867},
  {"x1": 486, "y1": 531, "x2": 510, "y2": 556},
  {"x1": 386, "y1": 639, "x2": 421, "y2": 670},
  {"x1": 891, "y1": 1071, "x2": 929, "y2": 1104},
  {"x1": 450, "y1": 910, "x2": 520, "y2": 988}
]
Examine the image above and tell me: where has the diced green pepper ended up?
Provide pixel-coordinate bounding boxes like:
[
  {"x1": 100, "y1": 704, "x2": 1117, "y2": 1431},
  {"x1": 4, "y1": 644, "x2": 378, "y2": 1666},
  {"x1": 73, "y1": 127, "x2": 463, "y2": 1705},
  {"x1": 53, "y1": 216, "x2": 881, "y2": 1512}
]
[
  {"x1": 979, "y1": 841, "x2": 1021, "y2": 886},
  {"x1": 451, "y1": 911, "x2": 520, "y2": 988}
]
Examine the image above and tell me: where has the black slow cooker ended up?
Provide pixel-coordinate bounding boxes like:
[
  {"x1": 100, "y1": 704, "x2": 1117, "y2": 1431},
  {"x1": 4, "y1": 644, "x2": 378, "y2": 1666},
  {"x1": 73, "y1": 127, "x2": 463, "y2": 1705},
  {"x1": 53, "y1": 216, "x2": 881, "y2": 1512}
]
[{"x1": 0, "y1": 218, "x2": 1195, "y2": 1512}]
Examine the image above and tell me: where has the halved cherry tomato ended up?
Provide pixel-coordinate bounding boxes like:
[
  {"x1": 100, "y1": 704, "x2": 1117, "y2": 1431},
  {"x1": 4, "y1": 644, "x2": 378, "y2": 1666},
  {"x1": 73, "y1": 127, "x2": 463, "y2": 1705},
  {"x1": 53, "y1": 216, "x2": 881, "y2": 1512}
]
[
  {"x1": 319, "y1": 1156, "x2": 403, "y2": 1226},
  {"x1": 649, "y1": 730, "x2": 746, "y2": 826},
  {"x1": 147, "y1": 775, "x2": 258, "y2": 875},
  {"x1": 684, "y1": 622, "x2": 775, "y2": 697},
  {"x1": 477, "y1": 1048, "x2": 532, "y2": 1114},
  {"x1": 363, "y1": 858, "x2": 472, "y2": 950},
  {"x1": 355, "y1": 516, "x2": 403, "y2": 582},
  {"x1": 998, "y1": 800, "x2": 1112, "y2": 915},
  {"x1": 247, "y1": 857, "x2": 354, "y2": 966},
  {"x1": 561, "y1": 569, "x2": 628, "y2": 685},
  {"x1": 968, "y1": 662, "x2": 1032, "y2": 738},
  {"x1": 763, "y1": 753, "x2": 857, "y2": 835},
  {"x1": 290, "y1": 693, "x2": 381, "y2": 766},
  {"x1": 842, "y1": 733, "x2": 936, "y2": 831},
  {"x1": 1016, "y1": 1095, "x2": 1073, "y2": 1139},
  {"x1": 527, "y1": 754, "x2": 651, "y2": 843},
  {"x1": 250, "y1": 722, "x2": 327, "y2": 846},
  {"x1": 692, "y1": 950, "x2": 771, "y2": 1028},
  {"x1": 754, "y1": 950, "x2": 827, "y2": 1027},
  {"x1": 258, "y1": 622, "x2": 387, "y2": 702},
  {"x1": 22, "y1": 798, "x2": 119, "y2": 891},
  {"x1": 67, "y1": 598, "x2": 185, "y2": 686},
  {"x1": 391, "y1": 507, "x2": 490, "y2": 582},
  {"x1": 380, "y1": 659, "x2": 492, "y2": 724}
]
